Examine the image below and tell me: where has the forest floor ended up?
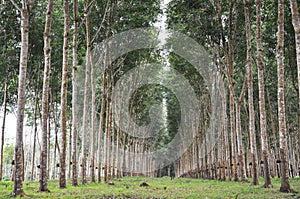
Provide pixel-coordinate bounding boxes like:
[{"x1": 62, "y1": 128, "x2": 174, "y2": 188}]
[{"x1": 0, "y1": 176, "x2": 300, "y2": 198}]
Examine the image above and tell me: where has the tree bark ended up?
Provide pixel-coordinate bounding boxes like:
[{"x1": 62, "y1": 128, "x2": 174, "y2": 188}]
[
  {"x1": 72, "y1": 0, "x2": 79, "y2": 187},
  {"x1": 289, "y1": 0, "x2": 300, "y2": 169},
  {"x1": 0, "y1": 81, "x2": 8, "y2": 181},
  {"x1": 11, "y1": 0, "x2": 33, "y2": 196},
  {"x1": 255, "y1": 0, "x2": 272, "y2": 188},
  {"x1": 235, "y1": 79, "x2": 247, "y2": 182},
  {"x1": 81, "y1": 0, "x2": 91, "y2": 184},
  {"x1": 59, "y1": 0, "x2": 70, "y2": 188},
  {"x1": 39, "y1": 0, "x2": 54, "y2": 192},
  {"x1": 277, "y1": 0, "x2": 291, "y2": 192},
  {"x1": 244, "y1": 0, "x2": 259, "y2": 185},
  {"x1": 90, "y1": 10, "x2": 96, "y2": 182}
]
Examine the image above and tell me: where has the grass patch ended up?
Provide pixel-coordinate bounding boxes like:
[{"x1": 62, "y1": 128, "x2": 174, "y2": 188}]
[{"x1": 0, "y1": 177, "x2": 299, "y2": 198}]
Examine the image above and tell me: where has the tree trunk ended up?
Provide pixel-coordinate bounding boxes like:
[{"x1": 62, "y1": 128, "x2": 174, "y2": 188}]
[
  {"x1": 31, "y1": 88, "x2": 38, "y2": 181},
  {"x1": 90, "y1": 9, "x2": 96, "y2": 182},
  {"x1": 226, "y1": 0, "x2": 238, "y2": 182},
  {"x1": 52, "y1": 102, "x2": 59, "y2": 179},
  {"x1": 97, "y1": 68, "x2": 107, "y2": 183},
  {"x1": 39, "y1": 0, "x2": 54, "y2": 192},
  {"x1": 289, "y1": 0, "x2": 300, "y2": 168},
  {"x1": 11, "y1": 0, "x2": 33, "y2": 196},
  {"x1": 59, "y1": 0, "x2": 70, "y2": 188},
  {"x1": 71, "y1": 0, "x2": 79, "y2": 187},
  {"x1": 81, "y1": 0, "x2": 91, "y2": 184},
  {"x1": 236, "y1": 100, "x2": 247, "y2": 182},
  {"x1": 68, "y1": 120, "x2": 72, "y2": 179},
  {"x1": 277, "y1": 0, "x2": 291, "y2": 192},
  {"x1": 244, "y1": 0, "x2": 259, "y2": 185},
  {"x1": 255, "y1": 0, "x2": 272, "y2": 188},
  {"x1": 0, "y1": 81, "x2": 7, "y2": 181}
]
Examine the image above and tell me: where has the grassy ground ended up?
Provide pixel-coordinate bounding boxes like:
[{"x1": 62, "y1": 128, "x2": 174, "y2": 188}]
[{"x1": 0, "y1": 177, "x2": 299, "y2": 198}]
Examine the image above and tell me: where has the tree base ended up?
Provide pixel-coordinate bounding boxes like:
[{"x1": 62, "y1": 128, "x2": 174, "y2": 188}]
[
  {"x1": 38, "y1": 188, "x2": 50, "y2": 193},
  {"x1": 263, "y1": 183, "x2": 273, "y2": 188},
  {"x1": 280, "y1": 187, "x2": 297, "y2": 193},
  {"x1": 11, "y1": 191, "x2": 30, "y2": 198},
  {"x1": 250, "y1": 181, "x2": 259, "y2": 186},
  {"x1": 240, "y1": 178, "x2": 250, "y2": 183}
]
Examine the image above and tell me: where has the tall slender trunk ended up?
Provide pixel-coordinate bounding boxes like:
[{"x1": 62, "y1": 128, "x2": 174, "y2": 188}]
[
  {"x1": 31, "y1": 87, "x2": 38, "y2": 181},
  {"x1": 244, "y1": 0, "x2": 259, "y2": 185},
  {"x1": 0, "y1": 81, "x2": 8, "y2": 181},
  {"x1": 236, "y1": 79, "x2": 247, "y2": 182},
  {"x1": 90, "y1": 13, "x2": 96, "y2": 182},
  {"x1": 59, "y1": 0, "x2": 70, "y2": 188},
  {"x1": 255, "y1": 0, "x2": 272, "y2": 188},
  {"x1": 104, "y1": 85, "x2": 111, "y2": 182},
  {"x1": 289, "y1": 0, "x2": 300, "y2": 167},
  {"x1": 52, "y1": 101, "x2": 59, "y2": 179},
  {"x1": 226, "y1": 0, "x2": 238, "y2": 182},
  {"x1": 39, "y1": 0, "x2": 54, "y2": 192},
  {"x1": 71, "y1": 0, "x2": 79, "y2": 186},
  {"x1": 68, "y1": 120, "x2": 72, "y2": 179},
  {"x1": 81, "y1": 0, "x2": 91, "y2": 184},
  {"x1": 11, "y1": 0, "x2": 33, "y2": 196},
  {"x1": 81, "y1": 4, "x2": 92, "y2": 184},
  {"x1": 97, "y1": 69, "x2": 107, "y2": 183},
  {"x1": 277, "y1": 0, "x2": 291, "y2": 192}
]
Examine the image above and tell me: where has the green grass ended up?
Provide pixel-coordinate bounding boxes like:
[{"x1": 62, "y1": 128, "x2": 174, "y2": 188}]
[{"x1": 0, "y1": 177, "x2": 299, "y2": 198}]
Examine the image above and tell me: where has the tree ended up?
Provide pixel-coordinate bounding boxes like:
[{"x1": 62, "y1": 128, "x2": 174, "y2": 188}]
[
  {"x1": 10, "y1": 0, "x2": 34, "y2": 196},
  {"x1": 227, "y1": 0, "x2": 238, "y2": 182},
  {"x1": 39, "y1": 0, "x2": 54, "y2": 192},
  {"x1": 71, "y1": 0, "x2": 79, "y2": 187},
  {"x1": 0, "y1": 81, "x2": 8, "y2": 181},
  {"x1": 277, "y1": 0, "x2": 291, "y2": 192},
  {"x1": 244, "y1": 0, "x2": 259, "y2": 185},
  {"x1": 289, "y1": 0, "x2": 300, "y2": 164},
  {"x1": 81, "y1": 0, "x2": 91, "y2": 185},
  {"x1": 59, "y1": 0, "x2": 70, "y2": 189},
  {"x1": 255, "y1": 0, "x2": 272, "y2": 188}
]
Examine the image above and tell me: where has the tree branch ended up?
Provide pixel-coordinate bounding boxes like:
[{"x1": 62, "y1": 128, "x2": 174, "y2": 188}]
[{"x1": 10, "y1": 0, "x2": 21, "y2": 12}]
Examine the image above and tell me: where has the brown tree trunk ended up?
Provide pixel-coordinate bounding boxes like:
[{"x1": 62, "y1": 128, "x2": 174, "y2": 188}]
[
  {"x1": 244, "y1": 0, "x2": 259, "y2": 185},
  {"x1": 277, "y1": 0, "x2": 291, "y2": 192},
  {"x1": 72, "y1": 0, "x2": 79, "y2": 187},
  {"x1": 59, "y1": 0, "x2": 70, "y2": 188},
  {"x1": 39, "y1": 0, "x2": 54, "y2": 192},
  {"x1": 289, "y1": 0, "x2": 300, "y2": 169},
  {"x1": 255, "y1": 0, "x2": 272, "y2": 188}
]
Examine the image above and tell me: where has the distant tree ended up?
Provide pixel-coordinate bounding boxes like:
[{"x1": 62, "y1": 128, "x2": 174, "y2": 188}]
[{"x1": 0, "y1": 81, "x2": 8, "y2": 181}]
